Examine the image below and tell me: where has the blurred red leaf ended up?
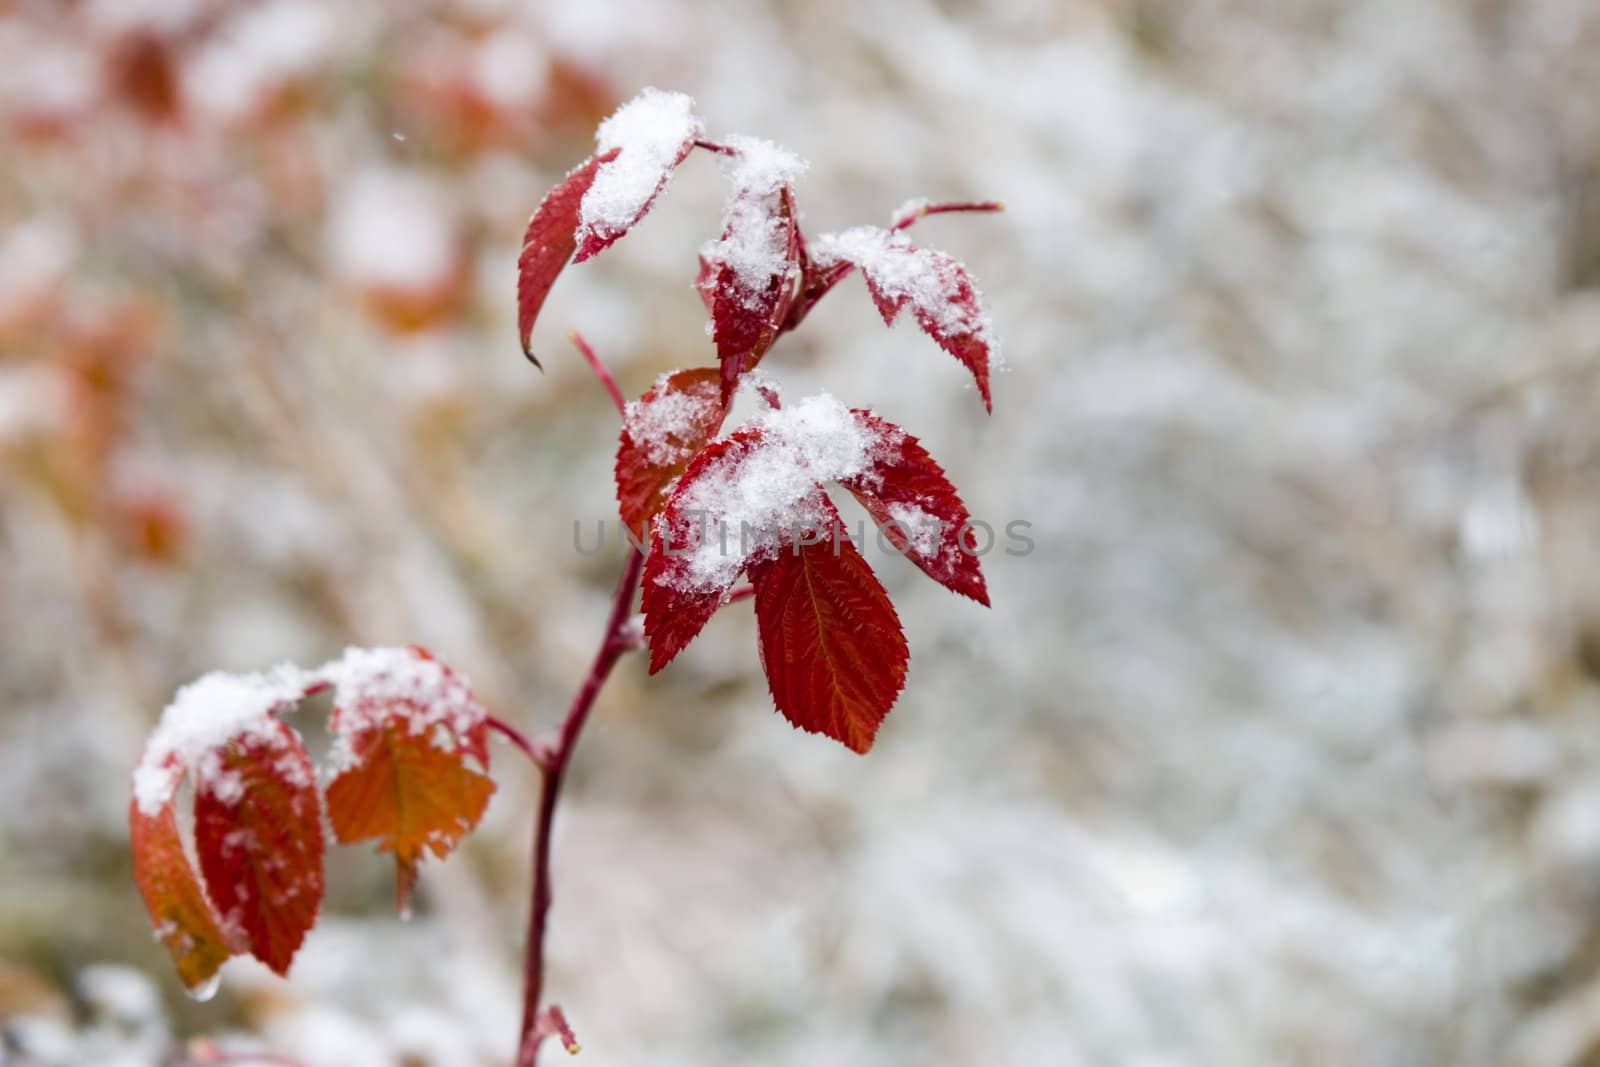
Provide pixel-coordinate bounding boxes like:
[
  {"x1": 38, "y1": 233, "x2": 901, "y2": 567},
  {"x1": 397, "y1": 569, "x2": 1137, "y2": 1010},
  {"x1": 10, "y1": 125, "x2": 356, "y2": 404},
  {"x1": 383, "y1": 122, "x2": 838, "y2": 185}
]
[
  {"x1": 748, "y1": 499, "x2": 908, "y2": 753},
  {"x1": 129, "y1": 783, "x2": 234, "y2": 994},
  {"x1": 191, "y1": 720, "x2": 324, "y2": 976}
]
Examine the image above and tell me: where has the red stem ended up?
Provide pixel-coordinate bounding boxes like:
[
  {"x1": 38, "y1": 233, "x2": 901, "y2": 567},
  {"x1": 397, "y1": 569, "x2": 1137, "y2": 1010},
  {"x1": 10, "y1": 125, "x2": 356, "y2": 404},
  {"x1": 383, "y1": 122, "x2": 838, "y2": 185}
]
[
  {"x1": 569, "y1": 331, "x2": 625, "y2": 416},
  {"x1": 486, "y1": 715, "x2": 543, "y2": 766},
  {"x1": 515, "y1": 546, "x2": 646, "y2": 1066}
]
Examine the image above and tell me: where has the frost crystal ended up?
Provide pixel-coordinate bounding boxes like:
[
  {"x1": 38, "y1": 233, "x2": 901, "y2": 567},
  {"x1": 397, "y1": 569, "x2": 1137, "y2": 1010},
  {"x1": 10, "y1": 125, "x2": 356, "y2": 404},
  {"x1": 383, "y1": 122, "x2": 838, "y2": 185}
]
[{"x1": 577, "y1": 88, "x2": 702, "y2": 246}]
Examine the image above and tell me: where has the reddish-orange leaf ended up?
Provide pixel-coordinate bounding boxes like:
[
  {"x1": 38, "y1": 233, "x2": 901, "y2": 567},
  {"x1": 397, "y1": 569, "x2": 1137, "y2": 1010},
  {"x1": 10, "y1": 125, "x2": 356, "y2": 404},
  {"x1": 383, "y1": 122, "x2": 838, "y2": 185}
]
[
  {"x1": 192, "y1": 720, "x2": 324, "y2": 976},
  {"x1": 129, "y1": 783, "x2": 234, "y2": 995},
  {"x1": 839, "y1": 410, "x2": 989, "y2": 605},
  {"x1": 748, "y1": 499, "x2": 908, "y2": 753},
  {"x1": 614, "y1": 367, "x2": 725, "y2": 533},
  {"x1": 322, "y1": 647, "x2": 494, "y2": 915},
  {"x1": 516, "y1": 149, "x2": 616, "y2": 365}
]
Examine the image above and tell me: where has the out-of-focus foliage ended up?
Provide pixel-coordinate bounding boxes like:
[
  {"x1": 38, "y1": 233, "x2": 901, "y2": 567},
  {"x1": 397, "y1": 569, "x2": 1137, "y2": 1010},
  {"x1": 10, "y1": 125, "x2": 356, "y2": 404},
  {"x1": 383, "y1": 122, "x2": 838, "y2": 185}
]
[{"x1": 6, "y1": 1, "x2": 1600, "y2": 1065}]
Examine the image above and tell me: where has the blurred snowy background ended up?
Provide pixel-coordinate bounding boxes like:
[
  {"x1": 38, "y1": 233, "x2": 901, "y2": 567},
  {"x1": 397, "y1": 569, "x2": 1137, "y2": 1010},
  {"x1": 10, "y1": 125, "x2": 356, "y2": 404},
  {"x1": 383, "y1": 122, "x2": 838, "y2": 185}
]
[{"x1": 6, "y1": 0, "x2": 1600, "y2": 1064}]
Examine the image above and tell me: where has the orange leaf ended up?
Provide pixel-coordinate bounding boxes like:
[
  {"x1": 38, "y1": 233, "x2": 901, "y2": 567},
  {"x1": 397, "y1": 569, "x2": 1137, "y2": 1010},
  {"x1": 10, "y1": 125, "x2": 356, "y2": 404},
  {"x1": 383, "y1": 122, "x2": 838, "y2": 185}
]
[
  {"x1": 192, "y1": 721, "x2": 325, "y2": 976},
  {"x1": 129, "y1": 785, "x2": 234, "y2": 995},
  {"x1": 322, "y1": 647, "x2": 494, "y2": 914}
]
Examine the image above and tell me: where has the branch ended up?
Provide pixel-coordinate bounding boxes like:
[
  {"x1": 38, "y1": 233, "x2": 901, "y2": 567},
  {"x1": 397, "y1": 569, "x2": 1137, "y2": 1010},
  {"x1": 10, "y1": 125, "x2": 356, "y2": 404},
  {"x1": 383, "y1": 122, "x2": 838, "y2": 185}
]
[
  {"x1": 516, "y1": 546, "x2": 646, "y2": 1066},
  {"x1": 569, "y1": 331, "x2": 625, "y2": 416},
  {"x1": 486, "y1": 715, "x2": 545, "y2": 768}
]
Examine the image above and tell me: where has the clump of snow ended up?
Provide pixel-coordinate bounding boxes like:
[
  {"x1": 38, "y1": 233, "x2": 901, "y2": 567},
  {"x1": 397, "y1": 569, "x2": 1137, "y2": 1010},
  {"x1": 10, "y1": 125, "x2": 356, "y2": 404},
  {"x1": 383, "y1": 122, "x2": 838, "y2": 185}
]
[
  {"x1": 578, "y1": 88, "x2": 702, "y2": 245},
  {"x1": 810, "y1": 225, "x2": 997, "y2": 347},
  {"x1": 623, "y1": 374, "x2": 722, "y2": 466},
  {"x1": 666, "y1": 393, "x2": 883, "y2": 592},
  {"x1": 700, "y1": 136, "x2": 809, "y2": 300},
  {"x1": 133, "y1": 665, "x2": 313, "y2": 815},
  {"x1": 326, "y1": 169, "x2": 459, "y2": 292},
  {"x1": 321, "y1": 647, "x2": 485, "y2": 771}
]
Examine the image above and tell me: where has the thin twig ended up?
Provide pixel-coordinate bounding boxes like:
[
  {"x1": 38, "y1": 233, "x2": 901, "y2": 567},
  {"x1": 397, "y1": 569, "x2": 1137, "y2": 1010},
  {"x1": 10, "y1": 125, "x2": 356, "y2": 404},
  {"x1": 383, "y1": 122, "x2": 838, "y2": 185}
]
[
  {"x1": 569, "y1": 331, "x2": 626, "y2": 416},
  {"x1": 516, "y1": 546, "x2": 646, "y2": 1066},
  {"x1": 890, "y1": 199, "x2": 1006, "y2": 231},
  {"x1": 486, "y1": 715, "x2": 545, "y2": 767}
]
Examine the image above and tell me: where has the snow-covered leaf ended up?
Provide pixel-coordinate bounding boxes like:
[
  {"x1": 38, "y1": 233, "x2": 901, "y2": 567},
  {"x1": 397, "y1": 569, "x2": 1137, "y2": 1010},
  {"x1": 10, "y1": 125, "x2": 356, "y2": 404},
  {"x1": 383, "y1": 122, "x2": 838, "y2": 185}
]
[
  {"x1": 517, "y1": 88, "x2": 703, "y2": 363},
  {"x1": 323, "y1": 646, "x2": 494, "y2": 916},
  {"x1": 615, "y1": 367, "x2": 725, "y2": 532},
  {"x1": 698, "y1": 137, "x2": 806, "y2": 403},
  {"x1": 839, "y1": 410, "x2": 989, "y2": 605},
  {"x1": 809, "y1": 226, "x2": 996, "y2": 411},
  {"x1": 643, "y1": 393, "x2": 885, "y2": 672},
  {"x1": 191, "y1": 718, "x2": 324, "y2": 976}
]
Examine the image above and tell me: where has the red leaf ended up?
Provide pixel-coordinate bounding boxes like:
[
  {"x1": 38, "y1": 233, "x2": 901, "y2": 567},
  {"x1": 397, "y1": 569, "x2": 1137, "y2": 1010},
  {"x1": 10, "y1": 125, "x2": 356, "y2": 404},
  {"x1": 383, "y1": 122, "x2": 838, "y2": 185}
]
[
  {"x1": 699, "y1": 140, "x2": 805, "y2": 403},
  {"x1": 641, "y1": 430, "x2": 769, "y2": 672},
  {"x1": 516, "y1": 149, "x2": 616, "y2": 366},
  {"x1": 614, "y1": 367, "x2": 725, "y2": 532},
  {"x1": 572, "y1": 88, "x2": 702, "y2": 261},
  {"x1": 809, "y1": 227, "x2": 995, "y2": 411},
  {"x1": 323, "y1": 647, "x2": 495, "y2": 915},
  {"x1": 129, "y1": 784, "x2": 234, "y2": 995},
  {"x1": 839, "y1": 411, "x2": 989, "y2": 605},
  {"x1": 192, "y1": 719, "x2": 324, "y2": 975},
  {"x1": 748, "y1": 498, "x2": 908, "y2": 753}
]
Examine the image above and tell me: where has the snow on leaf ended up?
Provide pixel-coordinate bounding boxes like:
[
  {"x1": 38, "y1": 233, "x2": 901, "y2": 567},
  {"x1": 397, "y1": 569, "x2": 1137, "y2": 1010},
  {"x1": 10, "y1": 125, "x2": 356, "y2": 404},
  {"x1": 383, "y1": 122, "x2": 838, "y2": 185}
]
[
  {"x1": 132, "y1": 665, "x2": 319, "y2": 816},
  {"x1": 748, "y1": 497, "x2": 909, "y2": 754},
  {"x1": 191, "y1": 718, "x2": 324, "y2": 976},
  {"x1": 129, "y1": 789, "x2": 234, "y2": 993},
  {"x1": 642, "y1": 393, "x2": 886, "y2": 672},
  {"x1": 809, "y1": 226, "x2": 996, "y2": 411},
  {"x1": 698, "y1": 136, "x2": 806, "y2": 404},
  {"x1": 574, "y1": 87, "x2": 702, "y2": 260},
  {"x1": 838, "y1": 410, "x2": 990, "y2": 605},
  {"x1": 615, "y1": 367, "x2": 725, "y2": 532},
  {"x1": 516, "y1": 149, "x2": 616, "y2": 366},
  {"x1": 322, "y1": 646, "x2": 494, "y2": 916}
]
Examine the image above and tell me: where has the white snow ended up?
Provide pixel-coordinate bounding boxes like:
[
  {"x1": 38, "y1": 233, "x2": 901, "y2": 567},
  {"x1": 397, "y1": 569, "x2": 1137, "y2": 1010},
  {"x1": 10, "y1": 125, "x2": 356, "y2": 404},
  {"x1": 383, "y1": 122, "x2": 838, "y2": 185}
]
[
  {"x1": 577, "y1": 88, "x2": 702, "y2": 246},
  {"x1": 700, "y1": 136, "x2": 808, "y2": 301},
  {"x1": 321, "y1": 646, "x2": 486, "y2": 771},
  {"x1": 885, "y1": 501, "x2": 944, "y2": 559},
  {"x1": 623, "y1": 374, "x2": 721, "y2": 466},
  {"x1": 132, "y1": 647, "x2": 484, "y2": 812},
  {"x1": 664, "y1": 393, "x2": 885, "y2": 592},
  {"x1": 810, "y1": 225, "x2": 996, "y2": 346},
  {"x1": 132, "y1": 665, "x2": 313, "y2": 815}
]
